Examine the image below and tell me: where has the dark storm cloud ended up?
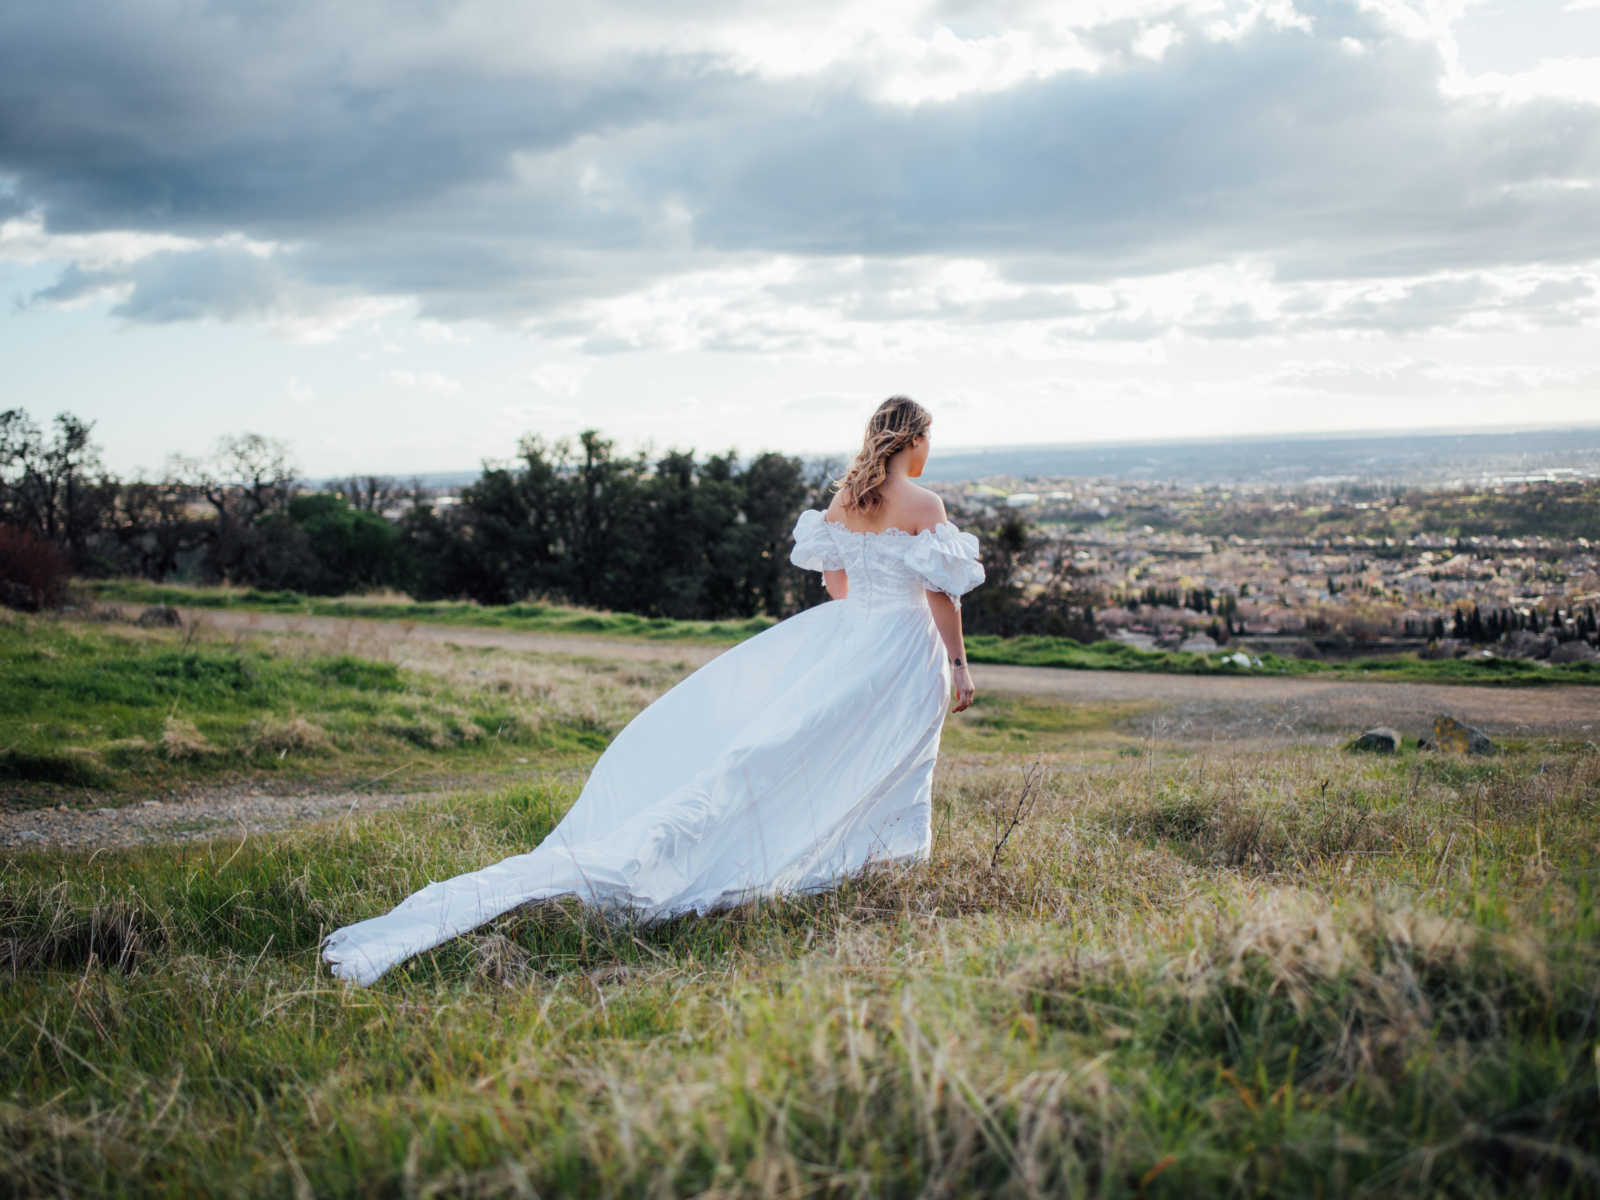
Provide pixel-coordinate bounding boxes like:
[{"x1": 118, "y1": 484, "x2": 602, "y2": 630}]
[
  {"x1": 110, "y1": 247, "x2": 285, "y2": 322},
  {"x1": 0, "y1": 2, "x2": 726, "y2": 236},
  {"x1": 4, "y1": 0, "x2": 1598, "y2": 335}
]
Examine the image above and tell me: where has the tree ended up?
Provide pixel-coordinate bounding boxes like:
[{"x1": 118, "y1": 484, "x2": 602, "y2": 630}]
[
  {"x1": 106, "y1": 459, "x2": 208, "y2": 581},
  {"x1": 956, "y1": 511, "x2": 1034, "y2": 638},
  {"x1": 176, "y1": 432, "x2": 299, "y2": 583},
  {"x1": 738, "y1": 452, "x2": 807, "y2": 616},
  {"x1": 0, "y1": 409, "x2": 117, "y2": 569},
  {"x1": 253, "y1": 493, "x2": 402, "y2": 594},
  {"x1": 336, "y1": 474, "x2": 407, "y2": 514}
]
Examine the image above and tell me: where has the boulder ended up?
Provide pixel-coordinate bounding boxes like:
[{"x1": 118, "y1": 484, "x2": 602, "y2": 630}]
[
  {"x1": 1109, "y1": 629, "x2": 1159, "y2": 652},
  {"x1": 1348, "y1": 727, "x2": 1402, "y2": 754},
  {"x1": 0, "y1": 579, "x2": 41, "y2": 612},
  {"x1": 1550, "y1": 640, "x2": 1598, "y2": 664},
  {"x1": 1179, "y1": 634, "x2": 1218, "y2": 653},
  {"x1": 1432, "y1": 714, "x2": 1495, "y2": 756},
  {"x1": 137, "y1": 605, "x2": 183, "y2": 628},
  {"x1": 1501, "y1": 630, "x2": 1555, "y2": 660}
]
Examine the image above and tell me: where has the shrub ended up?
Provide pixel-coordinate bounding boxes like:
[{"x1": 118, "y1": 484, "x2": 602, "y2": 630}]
[{"x1": 0, "y1": 524, "x2": 70, "y2": 611}]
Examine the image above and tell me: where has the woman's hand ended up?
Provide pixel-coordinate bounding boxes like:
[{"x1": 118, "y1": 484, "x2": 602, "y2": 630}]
[{"x1": 950, "y1": 663, "x2": 975, "y2": 713}]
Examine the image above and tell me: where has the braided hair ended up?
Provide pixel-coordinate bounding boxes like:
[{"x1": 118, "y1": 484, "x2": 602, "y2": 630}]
[{"x1": 832, "y1": 396, "x2": 931, "y2": 514}]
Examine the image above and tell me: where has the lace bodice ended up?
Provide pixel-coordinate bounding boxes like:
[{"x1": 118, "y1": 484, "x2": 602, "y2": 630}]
[{"x1": 789, "y1": 508, "x2": 985, "y2": 611}]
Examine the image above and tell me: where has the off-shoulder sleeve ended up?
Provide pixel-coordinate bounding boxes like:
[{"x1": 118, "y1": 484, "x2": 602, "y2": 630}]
[
  {"x1": 904, "y1": 522, "x2": 985, "y2": 608},
  {"x1": 789, "y1": 508, "x2": 847, "y2": 573}
]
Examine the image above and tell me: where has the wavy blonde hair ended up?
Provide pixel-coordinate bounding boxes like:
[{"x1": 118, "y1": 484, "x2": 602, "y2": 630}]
[{"x1": 832, "y1": 395, "x2": 931, "y2": 514}]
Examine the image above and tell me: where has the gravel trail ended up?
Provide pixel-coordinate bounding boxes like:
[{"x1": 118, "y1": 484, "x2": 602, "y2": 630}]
[{"x1": 1, "y1": 785, "x2": 457, "y2": 851}]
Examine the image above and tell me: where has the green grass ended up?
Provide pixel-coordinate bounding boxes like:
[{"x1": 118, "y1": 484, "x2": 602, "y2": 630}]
[
  {"x1": 83, "y1": 578, "x2": 1600, "y2": 686},
  {"x1": 81, "y1": 578, "x2": 776, "y2": 642},
  {"x1": 0, "y1": 612, "x2": 632, "y2": 803},
  {"x1": 2, "y1": 738, "x2": 1596, "y2": 1195},
  {"x1": 963, "y1": 632, "x2": 1600, "y2": 686},
  {"x1": 2, "y1": 614, "x2": 1148, "y2": 803},
  {"x1": 942, "y1": 694, "x2": 1153, "y2": 756}
]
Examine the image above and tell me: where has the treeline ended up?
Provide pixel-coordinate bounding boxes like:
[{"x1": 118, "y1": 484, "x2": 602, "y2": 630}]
[
  {"x1": 1120, "y1": 584, "x2": 1243, "y2": 616},
  {"x1": 0, "y1": 410, "x2": 837, "y2": 619},
  {"x1": 1399, "y1": 603, "x2": 1600, "y2": 645},
  {"x1": 0, "y1": 408, "x2": 1102, "y2": 635}
]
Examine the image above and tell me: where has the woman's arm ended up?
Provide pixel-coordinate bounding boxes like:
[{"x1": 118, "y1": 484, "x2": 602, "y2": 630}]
[
  {"x1": 824, "y1": 568, "x2": 848, "y2": 600},
  {"x1": 925, "y1": 591, "x2": 975, "y2": 712}
]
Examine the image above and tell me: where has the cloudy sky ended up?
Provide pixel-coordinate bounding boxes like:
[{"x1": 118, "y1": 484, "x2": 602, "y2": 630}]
[{"x1": 3, "y1": 0, "x2": 1599, "y2": 478}]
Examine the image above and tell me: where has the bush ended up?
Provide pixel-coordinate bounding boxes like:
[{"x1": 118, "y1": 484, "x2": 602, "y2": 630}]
[{"x1": 0, "y1": 524, "x2": 70, "y2": 611}]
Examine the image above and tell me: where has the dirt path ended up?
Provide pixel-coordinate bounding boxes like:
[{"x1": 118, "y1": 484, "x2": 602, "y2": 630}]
[
  {"x1": 0, "y1": 785, "x2": 460, "y2": 851},
  {"x1": 193, "y1": 607, "x2": 1600, "y2": 738}
]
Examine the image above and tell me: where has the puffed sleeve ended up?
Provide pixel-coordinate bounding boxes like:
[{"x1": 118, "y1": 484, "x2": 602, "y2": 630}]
[
  {"x1": 789, "y1": 508, "x2": 847, "y2": 573},
  {"x1": 904, "y1": 522, "x2": 985, "y2": 609}
]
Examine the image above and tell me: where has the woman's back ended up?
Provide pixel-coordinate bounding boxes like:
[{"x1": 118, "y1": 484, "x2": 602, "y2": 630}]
[{"x1": 826, "y1": 478, "x2": 944, "y2": 535}]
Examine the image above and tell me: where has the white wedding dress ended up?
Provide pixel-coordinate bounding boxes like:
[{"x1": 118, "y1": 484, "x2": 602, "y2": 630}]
[{"x1": 321, "y1": 509, "x2": 985, "y2": 985}]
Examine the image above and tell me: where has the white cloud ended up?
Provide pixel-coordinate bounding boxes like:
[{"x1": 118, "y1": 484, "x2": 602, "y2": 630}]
[
  {"x1": 525, "y1": 363, "x2": 590, "y2": 397},
  {"x1": 1441, "y1": 56, "x2": 1600, "y2": 104},
  {"x1": 388, "y1": 369, "x2": 463, "y2": 394}
]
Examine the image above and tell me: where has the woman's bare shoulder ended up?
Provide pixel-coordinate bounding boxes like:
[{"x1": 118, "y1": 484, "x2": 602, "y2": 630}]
[{"x1": 886, "y1": 482, "x2": 947, "y2": 531}]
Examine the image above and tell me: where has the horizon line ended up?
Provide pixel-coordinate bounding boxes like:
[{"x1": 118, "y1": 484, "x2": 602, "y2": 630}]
[{"x1": 346, "y1": 417, "x2": 1600, "y2": 483}]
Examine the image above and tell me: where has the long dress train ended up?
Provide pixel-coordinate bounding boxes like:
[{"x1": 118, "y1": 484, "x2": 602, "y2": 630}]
[{"x1": 320, "y1": 509, "x2": 985, "y2": 985}]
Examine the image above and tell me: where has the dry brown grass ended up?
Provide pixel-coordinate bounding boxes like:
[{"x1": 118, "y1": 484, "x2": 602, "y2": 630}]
[
  {"x1": 247, "y1": 716, "x2": 334, "y2": 756},
  {"x1": 158, "y1": 716, "x2": 216, "y2": 761}
]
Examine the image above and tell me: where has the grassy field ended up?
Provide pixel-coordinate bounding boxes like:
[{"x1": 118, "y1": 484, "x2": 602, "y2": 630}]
[
  {"x1": 0, "y1": 611, "x2": 658, "y2": 802},
  {"x1": 2, "y1": 614, "x2": 1598, "y2": 1194},
  {"x1": 82, "y1": 578, "x2": 1600, "y2": 687},
  {"x1": 0, "y1": 611, "x2": 1144, "y2": 803}
]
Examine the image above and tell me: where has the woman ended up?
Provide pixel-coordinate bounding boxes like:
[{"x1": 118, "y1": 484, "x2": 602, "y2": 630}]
[{"x1": 321, "y1": 396, "x2": 984, "y2": 985}]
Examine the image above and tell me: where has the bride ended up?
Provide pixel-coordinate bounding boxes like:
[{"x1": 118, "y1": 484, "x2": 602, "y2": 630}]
[{"x1": 321, "y1": 396, "x2": 985, "y2": 985}]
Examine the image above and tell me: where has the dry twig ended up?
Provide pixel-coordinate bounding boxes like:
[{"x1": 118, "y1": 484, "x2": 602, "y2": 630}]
[{"x1": 989, "y1": 759, "x2": 1046, "y2": 873}]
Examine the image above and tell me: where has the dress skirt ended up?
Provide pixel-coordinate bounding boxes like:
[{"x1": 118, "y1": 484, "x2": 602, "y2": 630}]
[{"x1": 321, "y1": 594, "x2": 951, "y2": 985}]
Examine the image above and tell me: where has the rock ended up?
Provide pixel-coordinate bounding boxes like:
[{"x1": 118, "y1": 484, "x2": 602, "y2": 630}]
[
  {"x1": 1221, "y1": 651, "x2": 1253, "y2": 668},
  {"x1": 1109, "y1": 629, "x2": 1159, "y2": 652},
  {"x1": 137, "y1": 604, "x2": 183, "y2": 628},
  {"x1": 1550, "y1": 641, "x2": 1598, "y2": 664},
  {"x1": 0, "y1": 579, "x2": 43, "y2": 612},
  {"x1": 1432, "y1": 714, "x2": 1495, "y2": 756},
  {"x1": 1348, "y1": 727, "x2": 1402, "y2": 754},
  {"x1": 1419, "y1": 638, "x2": 1466, "y2": 661},
  {"x1": 1179, "y1": 634, "x2": 1218, "y2": 653},
  {"x1": 1502, "y1": 630, "x2": 1555, "y2": 660}
]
